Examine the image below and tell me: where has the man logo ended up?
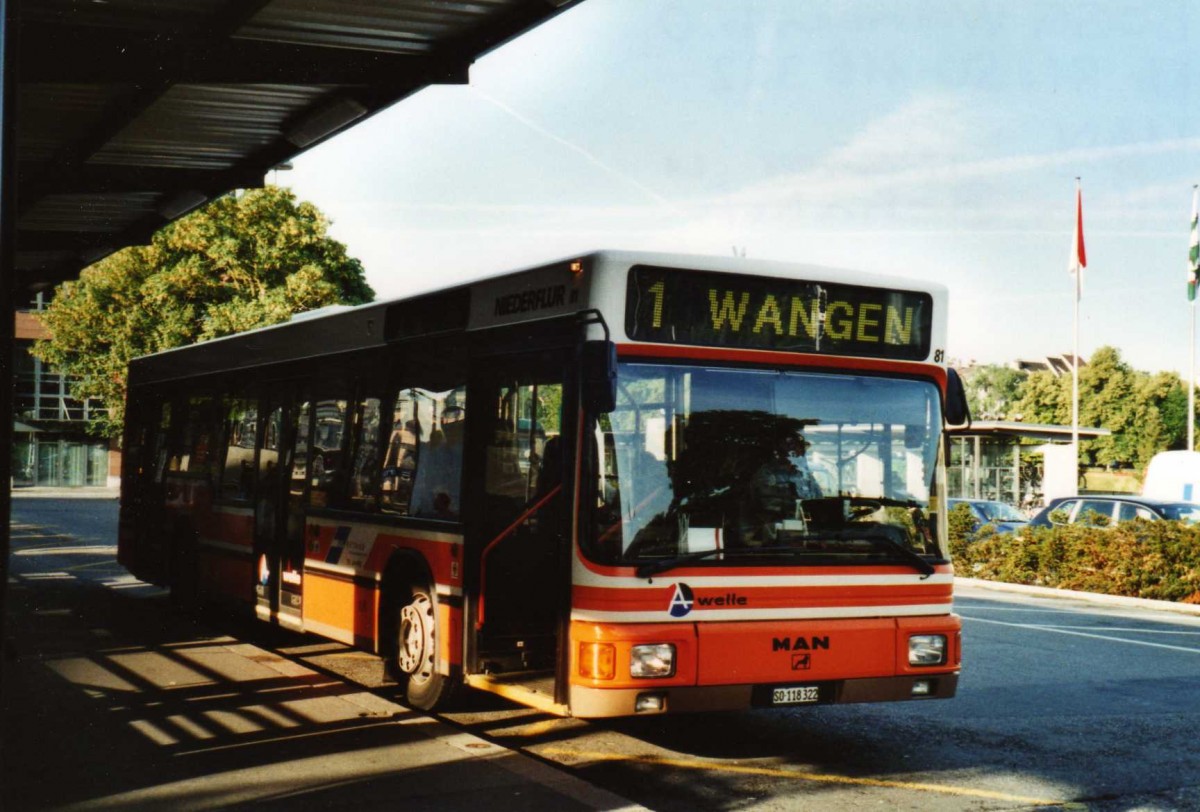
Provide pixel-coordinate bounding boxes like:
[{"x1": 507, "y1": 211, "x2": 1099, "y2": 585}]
[{"x1": 668, "y1": 583, "x2": 694, "y2": 617}]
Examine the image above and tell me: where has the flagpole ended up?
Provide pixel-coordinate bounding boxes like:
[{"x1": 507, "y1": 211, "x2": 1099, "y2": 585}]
[
  {"x1": 1073, "y1": 265, "x2": 1080, "y2": 489},
  {"x1": 1191, "y1": 184, "x2": 1199, "y2": 451},
  {"x1": 1072, "y1": 178, "x2": 1081, "y2": 492}
]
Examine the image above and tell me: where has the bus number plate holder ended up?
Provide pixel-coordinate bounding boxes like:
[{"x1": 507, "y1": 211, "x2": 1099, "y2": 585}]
[{"x1": 771, "y1": 685, "x2": 820, "y2": 705}]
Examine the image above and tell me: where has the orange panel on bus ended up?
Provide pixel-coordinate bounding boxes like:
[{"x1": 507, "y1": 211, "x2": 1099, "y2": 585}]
[
  {"x1": 304, "y1": 572, "x2": 360, "y2": 639},
  {"x1": 697, "y1": 618, "x2": 898, "y2": 684}
]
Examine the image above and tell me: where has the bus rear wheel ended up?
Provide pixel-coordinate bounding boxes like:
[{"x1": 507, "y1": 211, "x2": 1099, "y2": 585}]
[{"x1": 386, "y1": 581, "x2": 455, "y2": 711}]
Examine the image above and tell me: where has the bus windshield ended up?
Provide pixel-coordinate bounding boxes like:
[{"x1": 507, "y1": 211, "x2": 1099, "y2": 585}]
[{"x1": 587, "y1": 363, "x2": 947, "y2": 570}]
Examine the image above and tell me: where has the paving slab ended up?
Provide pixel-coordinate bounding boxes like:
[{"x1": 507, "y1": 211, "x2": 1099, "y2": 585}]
[{"x1": 1, "y1": 549, "x2": 645, "y2": 812}]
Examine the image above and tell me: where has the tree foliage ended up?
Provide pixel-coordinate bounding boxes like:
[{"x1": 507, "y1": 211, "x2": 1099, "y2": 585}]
[
  {"x1": 962, "y1": 364, "x2": 1027, "y2": 419},
  {"x1": 1005, "y1": 346, "x2": 1192, "y2": 470},
  {"x1": 1078, "y1": 346, "x2": 1139, "y2": 467},
  {"x1": 1012, "y1": 369, "x2": 1070, "y2": 425},
  {"x1": 33, "y1": 187, "x2": 375, "y2": 436}
]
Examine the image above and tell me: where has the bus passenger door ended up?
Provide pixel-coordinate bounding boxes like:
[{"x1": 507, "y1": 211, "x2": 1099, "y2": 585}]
[
  {"x1": 119, "y1": 396, "x2": 173, "y2": 585},
  {"x1": 469, "y1": 351, "x2": 573, "y2": 683},
  {"x1": 253, "y1": 393, "x2": 305, "y2": 627}
]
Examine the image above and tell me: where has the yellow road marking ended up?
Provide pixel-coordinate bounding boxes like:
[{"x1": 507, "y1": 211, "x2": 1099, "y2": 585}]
[
  {"x1": 541, "y1": 748, "x2": 1074, "y2": 807},
  {"x1": 510, "y1": 717, "x2": 566, "y2": 737}
]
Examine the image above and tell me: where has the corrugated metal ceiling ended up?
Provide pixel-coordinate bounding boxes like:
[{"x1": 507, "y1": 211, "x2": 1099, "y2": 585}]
[{"x1": 14, "y1": 0, "x2": 581, "y2": 292}]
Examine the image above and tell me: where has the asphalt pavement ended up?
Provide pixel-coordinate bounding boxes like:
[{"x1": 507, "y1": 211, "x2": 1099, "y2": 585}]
[
  {"x1": 0, "y1": 490, "x2": 646, "y2": 812},
  {"x1": 8, "y1": 490, "x2": 1200, "y2": 811}
]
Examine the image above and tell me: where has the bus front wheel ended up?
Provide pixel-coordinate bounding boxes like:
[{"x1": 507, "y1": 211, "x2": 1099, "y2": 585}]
[{"x1": 385, "y1": 579, "x2": 455, "y2": 711}]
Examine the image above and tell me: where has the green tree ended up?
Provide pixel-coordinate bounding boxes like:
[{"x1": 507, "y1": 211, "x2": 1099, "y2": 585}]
[
  {"x1": 962, "y1": 364, "x2": 1027, "y2": 419},
  {"x1": 33, "y1": 186, "x2": 374, "y2": 436},
  {"x1": 1078, "y1": 346, "x2": 1138, "y2": 467},
  {"x1": 1142, "y1": 370, "x2": 1189, "y2": 451},
  {"x1": 1012, "y1": 369, "x2": 1070, "y2": 425}
]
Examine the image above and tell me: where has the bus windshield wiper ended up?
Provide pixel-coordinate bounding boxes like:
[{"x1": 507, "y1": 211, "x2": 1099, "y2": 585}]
[
  {"x1": 636, "y1": 548, "x2": 725, "y2": 579},
  {"x1": 784, "y1": 526, "x2": 935, "y2": 578},
  {"x1": 839, "y1": 528, "x2": 935, "y2": 578},
  {"x1": 635, "y1": 546, "x2": 803, "y2": 579}
]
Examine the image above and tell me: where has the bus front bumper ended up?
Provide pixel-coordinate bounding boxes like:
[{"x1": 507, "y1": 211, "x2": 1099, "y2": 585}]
[{"x1": 568, "y1": 672, "x2": 959, "y2": 718}]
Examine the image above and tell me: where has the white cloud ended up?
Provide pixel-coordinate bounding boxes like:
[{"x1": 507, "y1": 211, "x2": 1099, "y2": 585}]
[
  {"x1": 823, "y1": 95, "x2": 980, "y2": 172},
  {"x1": 470, "y1": 88, "x2": 680, "y2": 213},
  {"x1": 715, "y1": 94, "x2": 1200, "y2": 209}
]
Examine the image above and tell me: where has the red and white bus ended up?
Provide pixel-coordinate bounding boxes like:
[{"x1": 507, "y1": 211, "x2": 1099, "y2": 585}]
[{"x1": 118, "y1": 251, "x2": 967, "y2": 717}]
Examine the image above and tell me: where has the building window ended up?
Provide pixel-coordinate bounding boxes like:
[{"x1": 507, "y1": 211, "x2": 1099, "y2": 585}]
[{"x1": 13, "y1": 342, "x2": 107, "y2": 423}]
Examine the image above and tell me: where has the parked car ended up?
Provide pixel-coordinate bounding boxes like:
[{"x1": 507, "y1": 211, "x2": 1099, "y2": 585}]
[
  {"x1": 1028, "y1": 495, "x2": 1200, "y2": 528},
  {"x1": 947, "y1": 499, "x2": 1029, "y2": 534}
]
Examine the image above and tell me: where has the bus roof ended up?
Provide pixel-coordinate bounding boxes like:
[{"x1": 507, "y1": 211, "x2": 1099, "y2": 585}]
[{"x1": 128, "y1": 250, "x2": 948, "y2": 385}]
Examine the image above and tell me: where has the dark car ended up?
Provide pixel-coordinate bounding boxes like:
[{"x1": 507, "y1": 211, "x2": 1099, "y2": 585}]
[
  {"x1": 948, "y1": 499, "x2": 1029, "y2": 534},
  {"x1": 1028, "y1": 495, "x2": 1200, "y2": 528}
]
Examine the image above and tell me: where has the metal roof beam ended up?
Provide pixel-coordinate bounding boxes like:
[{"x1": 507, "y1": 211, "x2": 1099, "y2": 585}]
[
  {"x1": 16, "y1": 230, "x2": 134, "y2": 253},
  {"x1": 16, "y1": 0, "x2": 275, "y2": 219},
  {"x1": 21, "y1": 24, "x2": 469, "y2": 86},
  {"x1": 21, "y1": 165, "x2": 266, "y2": 198}
]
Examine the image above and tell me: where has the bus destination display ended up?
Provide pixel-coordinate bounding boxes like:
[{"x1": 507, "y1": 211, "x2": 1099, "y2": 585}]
[{"x1": 625, "y1": 265, "x2": 933, "y2": 361}]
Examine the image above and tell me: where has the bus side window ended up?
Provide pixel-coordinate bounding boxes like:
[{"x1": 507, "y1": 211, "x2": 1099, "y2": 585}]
[
  {"x1": 221, "y1": 399, "x2": 257, "y2": 501},
  {"x1": 348, "y1": 396, "x2": 383, "y2": 511},
  {"x1": 381, "y1": 390, "x2": 418, "y2": 515},
  {"x1": 177, "y1": 397, "x2": 221, "y2": 488},
  {"x1": 410, "y1": 386, "x2": 466, "y2": 521},
  {"x1": 308, "y1": 398, "x2": 350, "y2": 509},
  {"x1": 290, "y1": 401, "x2": 311, "y2": 499},
  {"x1": 381, "y1": 385, "x2": 466, "y2": 520},
  {"x1": 152, "y1": 400, "x2": 172, "y2": 484}
]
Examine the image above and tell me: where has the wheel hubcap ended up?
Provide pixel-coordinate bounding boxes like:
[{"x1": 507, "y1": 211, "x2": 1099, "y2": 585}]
[{"x1": 397, "y1": 593, "x2": 434, "y2": 683}]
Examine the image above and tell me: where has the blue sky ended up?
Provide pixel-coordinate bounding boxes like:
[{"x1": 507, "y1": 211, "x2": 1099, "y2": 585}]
[{"x1": 286, "y1": 0, "x2": 1200, "y2": 376}]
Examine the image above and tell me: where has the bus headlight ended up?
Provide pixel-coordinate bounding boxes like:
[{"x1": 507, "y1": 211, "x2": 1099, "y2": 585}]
[
  {"x1": 908, "y1": 634, "x2": 947, "y2": 666},
  {"x1": 630, "y1": 643, "x2": 676, "y2": 678}
]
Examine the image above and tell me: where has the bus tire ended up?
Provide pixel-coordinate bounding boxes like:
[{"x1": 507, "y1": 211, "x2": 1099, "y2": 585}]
[{"x1": 383, "y1": 571, "x2": 456, "y2": 711}]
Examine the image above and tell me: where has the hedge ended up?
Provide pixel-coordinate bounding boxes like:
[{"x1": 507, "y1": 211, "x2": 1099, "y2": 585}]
[{"x1": 948, "y1": 504, "x2": 1200, "y2": 604}]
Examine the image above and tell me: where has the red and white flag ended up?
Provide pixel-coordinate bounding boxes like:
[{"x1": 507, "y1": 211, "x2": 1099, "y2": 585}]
[{"x1": 1069, "y1": 183, "x2": 1087, "y2": 299}]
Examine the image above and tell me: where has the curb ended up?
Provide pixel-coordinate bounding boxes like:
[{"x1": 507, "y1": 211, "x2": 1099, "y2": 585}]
[
  {"x1": 956, "y1": 576, "x2": 1200, "y2": 618},
  {"x1": 10, "y1": 488, "x2": 120, "y2": 500}
]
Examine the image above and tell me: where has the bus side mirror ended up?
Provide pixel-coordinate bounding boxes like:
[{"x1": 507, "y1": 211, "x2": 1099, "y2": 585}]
[
  {"x1": 582, "y1": 340, "x2": 617, "y2": 414},
  {"x1": 945, "y1": 368, "x2": 971, "y2": 428}
]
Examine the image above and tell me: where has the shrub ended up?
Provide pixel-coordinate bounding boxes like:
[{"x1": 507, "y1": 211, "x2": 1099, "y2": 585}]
[
  {"x1": 946, "y1": 502, "x2": 978, "y2": 561},
  {"x1": 951, "y1": 518, "x2": 1200, "y2": 602}
]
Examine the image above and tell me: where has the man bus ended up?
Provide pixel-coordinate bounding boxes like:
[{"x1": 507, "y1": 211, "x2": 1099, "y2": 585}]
[{"x1": 118, "y1": 250, "x2": 967, "y2": 717}]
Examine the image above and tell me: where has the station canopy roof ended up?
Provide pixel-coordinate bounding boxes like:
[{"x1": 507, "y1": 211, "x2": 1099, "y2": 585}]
[
  {"x1": 948, "y1": 420, "x2": 1111, "y2": 442},
  {"x1": 15, "y1": 0, "x2": 579, "y2": 294}
]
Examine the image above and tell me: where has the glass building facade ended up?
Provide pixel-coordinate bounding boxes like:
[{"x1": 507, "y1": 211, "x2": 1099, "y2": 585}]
[{"x1": 12, "y1": 300, "x2": 114, "y2": 488}]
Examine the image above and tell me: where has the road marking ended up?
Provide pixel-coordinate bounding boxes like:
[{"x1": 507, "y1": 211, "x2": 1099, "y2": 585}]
[
  {"x1": 66, "y1": 559, "x2": 126, "y2": 572},
  {"x1": 509, "y1": 717, "x2": 567, "y2": 737},
  {"x1": 956, "y1": 605, "x2": 1102, "y2": 614},
  {"x1": 1026, "y1": 626, "x2": 1200, "y2": 635},
  {"x1": 14, "y1": 545, "x2": 117, "y2": 556},
  {"x1": 540, "y1": 748, "x2": 1070, "y2": 806},
  {"x1": 962, "y1": 616, "x2": 1200, "y2": 654},
  {"x1": 959, "y1": 602, "x2": 1200, "y2": 622}
]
